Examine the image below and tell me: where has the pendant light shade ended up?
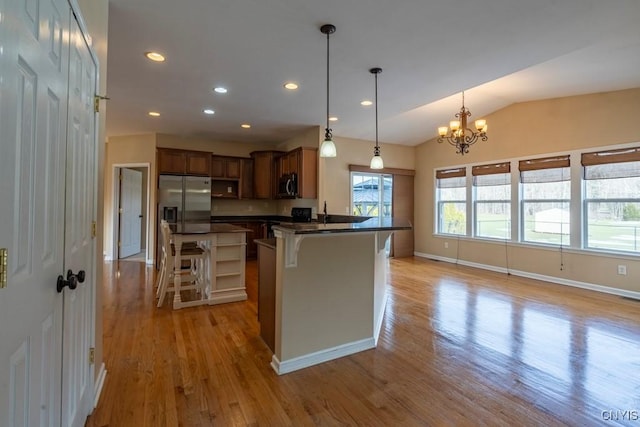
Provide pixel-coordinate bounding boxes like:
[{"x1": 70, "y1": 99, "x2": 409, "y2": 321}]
[
  {"x1": 319, "y1": 24, "x2": 337, "y2": 158},
  {"x1": 369, "y1": 67, "x2": 384, "y2": 169}
]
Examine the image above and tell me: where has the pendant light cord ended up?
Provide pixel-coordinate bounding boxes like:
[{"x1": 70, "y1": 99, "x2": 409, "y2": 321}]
[
  {"x1": 375, "y1": 72, "x2": 379, "y2": 149},
  {"x1": 326, "y1": 30, "x2": 331, "y2": 136}
]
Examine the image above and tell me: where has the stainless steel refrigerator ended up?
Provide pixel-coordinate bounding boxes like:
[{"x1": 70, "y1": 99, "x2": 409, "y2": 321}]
[{"x1": 157, "y1": 175, "x2": 211, "y2": 265}]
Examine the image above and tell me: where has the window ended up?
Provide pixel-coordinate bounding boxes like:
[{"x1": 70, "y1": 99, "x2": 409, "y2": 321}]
[
  {"x1": 351, "y1": 172, "x2": 392, "y2": 219},
  {"x1": 473, "y1": 162, "x2": 511, "y2": 239},
  {"x1": 436, "y1": 168, "x2": 466, "y2": 235},
  {"x1": 520, "y1": 156, "x2": 570, "y2": 245},
  {"x1": 582, "y1": 148, "x2": 640, "y2": 254}
]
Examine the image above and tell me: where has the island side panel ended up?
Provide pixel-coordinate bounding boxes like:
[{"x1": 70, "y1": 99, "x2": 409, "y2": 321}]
[{"x1": 275, "y1": 233, "x2": 376, "y2": 364}]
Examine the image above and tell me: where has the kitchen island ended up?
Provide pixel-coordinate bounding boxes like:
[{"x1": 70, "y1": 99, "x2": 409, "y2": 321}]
[
  {"x1": 269, "y1": 217, "x2": 411, "y2": 374},
  {"x1": 169, "y1": 222, "x2": 250, "y2": 309}
]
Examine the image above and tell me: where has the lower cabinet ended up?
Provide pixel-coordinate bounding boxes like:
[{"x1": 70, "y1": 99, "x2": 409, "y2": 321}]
[{"x1": 230, "y1": 221, "x2": 262, "y2": 259}]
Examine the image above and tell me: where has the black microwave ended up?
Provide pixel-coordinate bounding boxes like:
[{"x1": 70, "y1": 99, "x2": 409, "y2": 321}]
[{"x1": 278, "y1": 173, "x2": 298, "y2": 198}]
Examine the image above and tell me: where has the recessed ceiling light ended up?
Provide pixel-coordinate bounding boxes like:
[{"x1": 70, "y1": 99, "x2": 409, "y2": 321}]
[
  {"x1": 360, "y1": 100, "x2": 373, "y2": 106},
  {"x1": 203, "y1": 109, "x2": 215, "y2": 115},
  {"x1": 144, "y1": 51, "x2": 165, "y2": 62},
  {"x1": 329, "y1": 116, "x2": 338, "y2": 122},
  {"x1": 213, "y1": 87, "x2": 227, "y2": 94},
  {"x1": 284, "y1": 82, "x2": 298, "y2": 90},
  {"x1": 148, "y1": 111, "x2": 160, "y2": 117},
  {"x1": 241, "y1": 124, "x2": 251, "y2": 129}
]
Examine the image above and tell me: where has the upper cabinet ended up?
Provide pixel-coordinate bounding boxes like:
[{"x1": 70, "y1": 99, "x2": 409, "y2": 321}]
[
  {"x1": 251, "y1": 150, "x2": 283, "y2": 199},
  {"x1": 157, "y1": 148, "x2": 211, "y2": 176},
  {"x1": 211, "y1": 156, "x2": 241, "y2": 179},
  {"x1": 157, "y1": 148, "x2": 186, "y2": 174},
  {"x1": 240, "y1": 158, "x2": 254, "y2": 199},
  {"x1": 276, "y1": 147, "x2": 317, "y2": 199},
  {"x1": 186, "y1": 151, "x2": 211, "y2": 176}
]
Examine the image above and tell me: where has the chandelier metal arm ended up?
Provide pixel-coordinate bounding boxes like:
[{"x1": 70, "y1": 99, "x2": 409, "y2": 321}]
[{"x1": 436, "y1": 92, "x2": 488, "y2": 156}]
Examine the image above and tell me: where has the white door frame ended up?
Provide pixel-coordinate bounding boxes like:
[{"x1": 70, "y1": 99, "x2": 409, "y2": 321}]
[{"x1": 110, "y1": 163, "x2": 151, "y2": 263}]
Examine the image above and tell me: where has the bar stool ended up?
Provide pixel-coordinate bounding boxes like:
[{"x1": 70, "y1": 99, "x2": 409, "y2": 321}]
[{"x1": 156, "y1": 221, "x2": 207, "y2": 307}]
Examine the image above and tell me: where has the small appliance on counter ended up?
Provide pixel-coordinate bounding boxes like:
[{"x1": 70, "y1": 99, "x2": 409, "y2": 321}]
[{"x1": 291, "y1": 207, "x2": 312, "y2": 223}]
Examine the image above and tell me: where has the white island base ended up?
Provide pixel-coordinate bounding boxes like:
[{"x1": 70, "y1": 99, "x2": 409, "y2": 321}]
[{"x1": 271, "y1": 229, "x2": 393, "y2": 375}]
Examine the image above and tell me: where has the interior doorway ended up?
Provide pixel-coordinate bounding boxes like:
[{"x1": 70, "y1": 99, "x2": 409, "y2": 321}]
[{"x1": 111, "y1": 164, "x2": 151, "y2": 262}]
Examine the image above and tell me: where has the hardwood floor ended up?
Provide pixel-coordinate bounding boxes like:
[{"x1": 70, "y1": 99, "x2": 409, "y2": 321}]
[{"x1": 86, "y1": 257, "x2": 640, "y2": 426}]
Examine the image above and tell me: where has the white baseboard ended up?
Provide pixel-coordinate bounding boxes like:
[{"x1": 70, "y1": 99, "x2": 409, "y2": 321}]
[
  {"x1": 414, "y1": 251, "x2": 640, "y2": 301},
  {"x1": 373, "y1": 293, "x2": 389, "y2": 346},
  {"x1": 271, "y1": 337, "x2": 376, "y2": 375},
  {"x1": 93, "y1": 363, "x2": 107, "y2": 408}
]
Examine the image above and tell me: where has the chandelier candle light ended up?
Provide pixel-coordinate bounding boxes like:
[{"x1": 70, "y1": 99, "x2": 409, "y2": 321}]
[
  {"x1": 437, "y1": 92, "x2": 488, "y2": 155},
  {"x1": 319, "y1": 24, "x2": 337, "y2": 158},
  {"x1": 369, "y1": 67, "x2": 384, "y2": 169}
]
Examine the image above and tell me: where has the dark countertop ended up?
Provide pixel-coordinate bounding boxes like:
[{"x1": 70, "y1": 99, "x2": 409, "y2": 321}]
[
  {"x1": 255, "y1": 238, "x2": 276, "y2": 249},
  {"x1": 210, "y1": 215, "x2": 292, "y2": 223},
  {"x1": 170, "y1": 222, "x2": 251, "y2": 235},
  {"x1": 272, "y1": 217, "x2": 412, "y2": 235}
]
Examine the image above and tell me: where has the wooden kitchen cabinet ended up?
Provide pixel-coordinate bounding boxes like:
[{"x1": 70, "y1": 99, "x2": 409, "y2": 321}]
[
  {"x1": 186, "y1": 151, "x2": 211, "y2": 175},
  {"x1": 250, "y1": 150, "x2": 283, "y2": 199},
  {"x1": 157, "y1": 148, "x2": 210, "y2": 176},
  {"x1": 240, "y1": 158, "x2": 254, "y2": 199},
  {"x1": 275, "y1": 147, "x2": 317, "y2": 199},
  {"x1": 211, "y1": 155, "x2": 241, "y2": 179},
  {"x1": 230, "y1": 221, "x2": 262, "y2": 259},
  {"x1": 157, "y1": 148, "x2": 186, "y2": 174}
]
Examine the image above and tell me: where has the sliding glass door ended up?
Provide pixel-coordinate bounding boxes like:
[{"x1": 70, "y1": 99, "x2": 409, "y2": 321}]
[{"x1": 351, "y1": 172, "x2": 393, "y2": 219}]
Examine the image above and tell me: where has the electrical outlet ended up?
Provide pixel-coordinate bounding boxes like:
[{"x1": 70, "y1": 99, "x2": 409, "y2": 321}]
[
  {"x1": 618, "y1": 265, "x2": 627, "y2": 275},
  {"x1": 345, "y1": 206, "x2": 349, "y2": 214},
  {"x1": 444, "y1": 242, "x2": 449, "y2": 249}
]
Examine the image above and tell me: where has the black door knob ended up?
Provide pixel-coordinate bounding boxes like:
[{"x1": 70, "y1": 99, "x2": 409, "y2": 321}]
[
  {"x1": 77, "y1": 270, "x2": 86, "y2": 283},
  {"x1": 57, "y1": 270, "x2": 78, "y2": 293}
]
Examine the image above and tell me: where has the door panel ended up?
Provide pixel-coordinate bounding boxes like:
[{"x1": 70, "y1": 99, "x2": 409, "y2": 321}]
[
  {"x1": 61, "y1": 15, "x2": 97, "y2": 427},
  {"x1": 0, "y1": 0, "x2": 69, "y2": 425},
  {"x1": 119, "y1": 168, "x2": 143, "y2": 258}
]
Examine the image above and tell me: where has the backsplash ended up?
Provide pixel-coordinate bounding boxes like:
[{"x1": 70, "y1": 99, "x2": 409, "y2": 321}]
[
  {"x1": 211, "y1": 199, "x2": 278, "y2": 216},
  {"x1": 211, "y1": 198, "x2": 318, "y2": 218}
]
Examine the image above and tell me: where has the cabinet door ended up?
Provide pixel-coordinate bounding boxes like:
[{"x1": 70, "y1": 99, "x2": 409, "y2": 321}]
[
  {"x1": 157, "y1": 149, "x2": 186, "y2": 174},
  {"x1": 186, "y1": 152, "x2": 211, "y2": 176},
  {"x1": 288, "y1": 150, "x2": 300, "y2": 176},
  {"x1": 226, "y1": 158, "x2": 241, "y2": 179},
  {"x1": 211, "y1": 156, "x2": 225, "y2": 178},
  {"x1": 298, "y1": 147, "x2": 318, "y2": 199},
  {"x1": 240, "y1": 158, "x2": 254, "y2": 199},
  {"x1": 252, "y1": 152, "x2": 274, "y2": 199}
]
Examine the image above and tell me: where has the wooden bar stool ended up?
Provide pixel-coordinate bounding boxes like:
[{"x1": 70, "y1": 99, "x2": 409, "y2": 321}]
[{"x1": 156, "y1": 221, "x2": 207, "y2": 307}]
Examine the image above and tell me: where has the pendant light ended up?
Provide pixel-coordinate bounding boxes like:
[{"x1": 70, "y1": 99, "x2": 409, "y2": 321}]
[
  {"x1": 319, "y1": 24, "x2": 337, "y2": 158},
  {"x1": 369, "y1": 67, "x2": 384, "y2": 169}
]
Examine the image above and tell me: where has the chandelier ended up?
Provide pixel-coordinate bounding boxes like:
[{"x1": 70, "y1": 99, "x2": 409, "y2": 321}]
[{"x1": 437, "y1": 92, "x2": 488, "y2": 155}]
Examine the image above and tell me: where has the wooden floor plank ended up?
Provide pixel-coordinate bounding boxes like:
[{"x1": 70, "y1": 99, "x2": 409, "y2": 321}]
[{"x1": 86, "y1": 257, "x2": 640, "y2": 426}]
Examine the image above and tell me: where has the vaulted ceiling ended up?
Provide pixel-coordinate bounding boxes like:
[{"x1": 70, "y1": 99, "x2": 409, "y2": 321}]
[{"x1": 106, "y1": 0, "x2": 640, "y2": 146}]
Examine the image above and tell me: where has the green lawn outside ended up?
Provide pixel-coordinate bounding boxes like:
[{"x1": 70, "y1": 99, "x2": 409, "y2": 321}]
[{"x1": 443, "y1": 213, "x2": 640, "y2": 253}]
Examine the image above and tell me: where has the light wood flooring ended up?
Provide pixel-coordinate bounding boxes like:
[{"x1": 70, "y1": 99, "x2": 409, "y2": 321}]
[{"x1": 86, "y1": 257, "x2": 640, "y2": 426}]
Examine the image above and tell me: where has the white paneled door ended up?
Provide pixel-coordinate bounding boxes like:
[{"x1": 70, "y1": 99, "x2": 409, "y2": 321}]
[
  {"x1": 119, "y1": 168, "x2": 143, "y2": 259},
  {"x1": 61, "y1": 14, "x2": 97, "y2": 427},
  {"x1": 0, "y1": 0, "x2": 97, "y2": 426}
]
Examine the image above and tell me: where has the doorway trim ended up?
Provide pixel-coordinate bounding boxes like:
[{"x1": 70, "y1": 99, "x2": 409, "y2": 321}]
[{"x1": 109, "y1": 163, "x2": 152, "y2": 263}]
